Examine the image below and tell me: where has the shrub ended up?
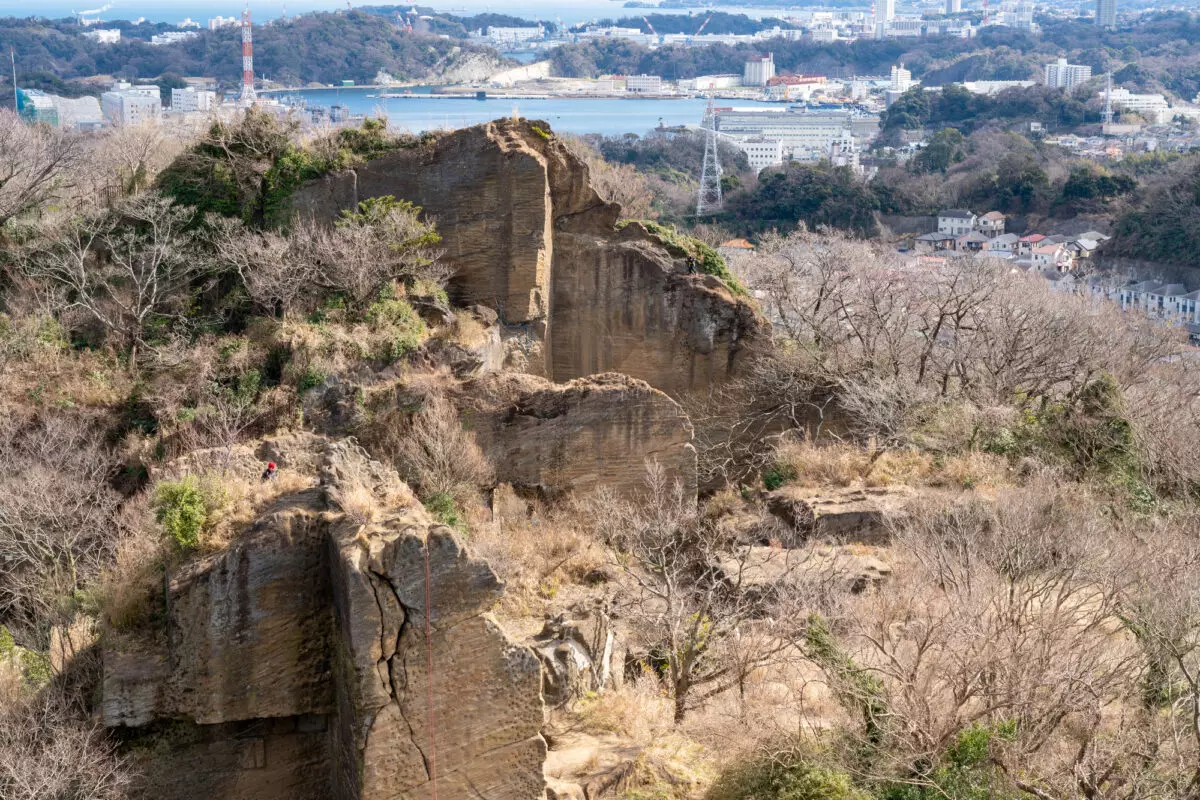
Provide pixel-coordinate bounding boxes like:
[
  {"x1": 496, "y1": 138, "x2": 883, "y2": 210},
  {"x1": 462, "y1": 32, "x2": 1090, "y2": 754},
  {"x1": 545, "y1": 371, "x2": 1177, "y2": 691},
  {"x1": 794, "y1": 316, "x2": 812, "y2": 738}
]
[
  {"x1": 623, "y1": 220, "x2": 747, "y2": 295},
  {"x1": 424, "y1": 491, "x2": 467, "y2": 532},
  {"x1": 152, "y1": 475, "x2": 224, "y2": 552},
  {"x1": 365, "y1": 290, "x2": 427, "y2": 361},
  {"x1": 707, "y1": 749, "x2": 869, "y2": 800}
]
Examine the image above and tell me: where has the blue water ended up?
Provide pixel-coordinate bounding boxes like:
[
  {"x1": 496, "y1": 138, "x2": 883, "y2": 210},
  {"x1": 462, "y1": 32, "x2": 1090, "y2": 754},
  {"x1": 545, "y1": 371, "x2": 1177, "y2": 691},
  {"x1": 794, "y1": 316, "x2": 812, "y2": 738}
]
[
  {"x1": 5, "y1": 0, "x2": 819, "y2": 25},
  {"x1": 281, "y1": 88, "x2": 776, "y2": 136}
]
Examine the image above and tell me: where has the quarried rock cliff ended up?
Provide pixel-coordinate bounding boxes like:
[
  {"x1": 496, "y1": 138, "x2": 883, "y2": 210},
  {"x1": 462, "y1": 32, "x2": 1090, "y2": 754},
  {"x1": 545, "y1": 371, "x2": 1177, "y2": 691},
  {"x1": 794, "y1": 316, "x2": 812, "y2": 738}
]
[
  {"x1": 291, "y1": 118, "x2": 764, "y2": 396},
  {"x1": 104, "y1": 438, "x2": 545, "y2": 800}
]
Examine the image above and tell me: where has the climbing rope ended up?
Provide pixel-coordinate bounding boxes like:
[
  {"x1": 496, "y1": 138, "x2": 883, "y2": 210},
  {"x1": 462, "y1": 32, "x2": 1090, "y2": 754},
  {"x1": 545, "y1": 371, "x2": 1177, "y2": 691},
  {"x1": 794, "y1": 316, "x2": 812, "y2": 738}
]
[{"x1": 424, "y1": 539, "x2": 440, "y2": 800}]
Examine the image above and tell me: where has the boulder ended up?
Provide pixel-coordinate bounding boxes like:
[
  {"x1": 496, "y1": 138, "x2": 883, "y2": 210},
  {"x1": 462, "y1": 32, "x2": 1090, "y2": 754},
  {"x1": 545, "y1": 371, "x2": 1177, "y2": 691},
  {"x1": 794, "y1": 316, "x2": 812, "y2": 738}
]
[
  {"x1": 764, "y1": 485, "x2": 914, "y2": 545},
  {"x1": 532, "y1": 608, "x2": 626, "y2": 707},
  {"x1": 104, "y1": 438, "x2": 546, "y2": 800}
]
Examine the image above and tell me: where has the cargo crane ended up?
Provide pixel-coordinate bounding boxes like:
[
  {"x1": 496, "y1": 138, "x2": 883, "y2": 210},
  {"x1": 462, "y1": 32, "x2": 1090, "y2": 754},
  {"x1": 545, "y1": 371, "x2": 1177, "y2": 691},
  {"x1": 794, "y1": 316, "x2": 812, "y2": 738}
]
[
  {"x1": 642, "y1": 16, "x2": 658, "y2": 36},
  {"x1": 694, "y1": 12, "x2": 714, "y2": 36}
]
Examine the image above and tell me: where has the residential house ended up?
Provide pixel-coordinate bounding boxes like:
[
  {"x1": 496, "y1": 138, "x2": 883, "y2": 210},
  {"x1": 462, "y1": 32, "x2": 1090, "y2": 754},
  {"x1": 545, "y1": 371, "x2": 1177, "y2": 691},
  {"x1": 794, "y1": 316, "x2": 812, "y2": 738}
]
[
  {"x1": 1016, "y1": 233, "x2": 1047, "y2": 258},
  {"x1": 938, "y1": 209, "x2": 977, "y2": 236},
  {"x1": 1065, "y1": 238, "x2": 1099, "y2": 261},
  {"x1": 976, "y1": 211, "x2": 1006, "y2": 236},
  {"x1": 956, "y1": 231, "x2": 990, "y2": 252},
  {"x1": 1031, "y1": 243, "x2": 1071, "y2": 271},
  {"x1": 984, "y1": 233, "x2": 1019, "y2": 256},
  {"x1": 915, "y1": 232, "x2": 957, "y2": 252}
]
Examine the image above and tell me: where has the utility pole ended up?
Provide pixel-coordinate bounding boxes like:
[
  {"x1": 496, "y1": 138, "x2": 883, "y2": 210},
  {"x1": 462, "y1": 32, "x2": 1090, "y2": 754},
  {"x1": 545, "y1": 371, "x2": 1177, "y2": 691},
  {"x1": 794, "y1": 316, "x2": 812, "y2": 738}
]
[
  {"x1": 1103, "y1": 71, "x2": 1113, "y2": 125},
  {"x1": 696, "y1": 97, "x2": 723, "y2": 216}
]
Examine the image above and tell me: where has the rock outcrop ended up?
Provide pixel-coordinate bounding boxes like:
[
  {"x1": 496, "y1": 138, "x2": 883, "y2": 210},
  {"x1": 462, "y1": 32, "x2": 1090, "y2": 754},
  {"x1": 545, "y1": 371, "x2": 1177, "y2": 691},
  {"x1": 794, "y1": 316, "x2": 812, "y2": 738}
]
[
  {"x1": 291, "y1": 118, "x2": 764, "y2": 396},
  {"x1": 105, "y1": 438, "x2": 545, "y2": 800},
  {"x1": 457, "y1": 372, "x2": 697, "y2": 499},
  {"x1": 764, "y1": 485, "x2": 915, "y2": 545}
]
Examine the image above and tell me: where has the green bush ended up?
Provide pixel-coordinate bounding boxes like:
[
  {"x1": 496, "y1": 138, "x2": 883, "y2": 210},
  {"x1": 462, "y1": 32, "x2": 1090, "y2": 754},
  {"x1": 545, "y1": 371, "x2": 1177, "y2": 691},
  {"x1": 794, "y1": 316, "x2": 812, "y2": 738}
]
[
  {"x1": 153, "y1": 476, "x2": 224, "y2": 551},
  {"x1": 424, "y1": 492, "x2": 467, "y2": 533},
  {"x1": 365, "y1": 290, "x2": 427, "y2": 361},
  {"x1": 0, "y1": 625, "x2": 13, "y2": 658},
  {"x1": 296, "y1": 365, "x2": 328, "y2": 394},
  {"x1": 708, "y1": 751, "x2": 869, "y2": 800},
  {"x1": 622, "y1": 220, "x2": 747, "y2": 295},
  {"x1": 763, "y1": 464, "x2": 797, "y2": 491}
]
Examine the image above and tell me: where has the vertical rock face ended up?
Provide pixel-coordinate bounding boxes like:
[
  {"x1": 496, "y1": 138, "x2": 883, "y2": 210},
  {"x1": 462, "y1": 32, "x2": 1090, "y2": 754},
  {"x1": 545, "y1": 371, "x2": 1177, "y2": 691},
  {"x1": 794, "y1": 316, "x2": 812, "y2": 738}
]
[
  {"x1": 455, "y1": 372, "x2": 697, "y2": 499},
  {"x1": 290, "y1": 118, "x2": 765, "y2": 396},
  {"x1": 104, "y1": 439, "x2": 545, "y2": 800}
]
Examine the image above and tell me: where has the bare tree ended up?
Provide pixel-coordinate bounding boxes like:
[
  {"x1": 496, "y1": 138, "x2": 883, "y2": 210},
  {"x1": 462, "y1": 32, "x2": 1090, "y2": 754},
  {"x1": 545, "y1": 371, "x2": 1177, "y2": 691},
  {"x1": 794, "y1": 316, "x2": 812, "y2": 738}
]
[
  {"x1": 0, "y1": 417, "x2": 123, "y2": 641},
  {"x1": 18, "y1": 192, "x2": 211, "y2": 367},
  {"x1": 592, "y1": 463, "x2": 808, "y2": 722},
  {"x1": 0, "y1": 109, "x2": 86, "y2": 227}
]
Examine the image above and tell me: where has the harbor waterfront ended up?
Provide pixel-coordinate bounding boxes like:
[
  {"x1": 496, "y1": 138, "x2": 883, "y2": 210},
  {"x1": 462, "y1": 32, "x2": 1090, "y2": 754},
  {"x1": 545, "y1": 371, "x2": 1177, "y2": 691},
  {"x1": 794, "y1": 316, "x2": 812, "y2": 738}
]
[{"x1": 263, "y1": 87, "x2": 781, "y2": 136}]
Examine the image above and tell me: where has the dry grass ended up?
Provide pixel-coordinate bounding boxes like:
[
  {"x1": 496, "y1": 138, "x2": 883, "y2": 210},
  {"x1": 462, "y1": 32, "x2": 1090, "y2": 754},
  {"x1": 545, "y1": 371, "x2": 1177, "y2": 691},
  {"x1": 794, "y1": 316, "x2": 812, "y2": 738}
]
[
  {"x1": 771, "y1": 438, "x2": 1013, "y2": 492},
  {"x1": 471, "y1": 501, "x2": 608, "y2": 619},
  {"x1": 773, "y1": 439, "x2": 872, "y2": 487}
]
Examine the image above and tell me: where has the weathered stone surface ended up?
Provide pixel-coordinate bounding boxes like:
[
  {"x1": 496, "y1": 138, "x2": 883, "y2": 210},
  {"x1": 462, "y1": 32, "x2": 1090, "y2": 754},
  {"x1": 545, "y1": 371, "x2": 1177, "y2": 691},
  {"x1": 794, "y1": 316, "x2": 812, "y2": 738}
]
[
  {"x1": 106, "y1": 437, "x2": 546, "y2": 800},
  {"x1": 764, "y1": 485, "x2": 915, "y2": 545},
  {"x1": 291, "y1": 118, "x2": 765, "y2": 396},
  {"x1": 720, "y1": 545, "x2": 893, "y2": 595},
  {"x1": 458, "y1": 372, "x2": 697, "y2": 498}
]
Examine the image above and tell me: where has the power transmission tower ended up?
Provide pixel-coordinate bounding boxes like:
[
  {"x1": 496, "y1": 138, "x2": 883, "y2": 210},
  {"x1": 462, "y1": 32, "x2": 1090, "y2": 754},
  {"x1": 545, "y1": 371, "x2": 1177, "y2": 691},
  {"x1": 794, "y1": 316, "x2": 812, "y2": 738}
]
[{"x1": 696, "y1": 98, "x2": 723, "y2": 216}]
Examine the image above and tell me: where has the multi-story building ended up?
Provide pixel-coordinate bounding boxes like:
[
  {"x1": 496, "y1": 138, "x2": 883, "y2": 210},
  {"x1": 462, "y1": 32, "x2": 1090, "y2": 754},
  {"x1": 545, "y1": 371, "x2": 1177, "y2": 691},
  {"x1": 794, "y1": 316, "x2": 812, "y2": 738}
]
[
  {"x1": 976, "y1": 211, "x2": 1006, "y2": 236},
  {"x1": 1096, "y1": 0, "x2": 1117, "y2": 28},
  {"x1": 101, "y1": 83, "x2": 162, "y2": 126},
  {"x1": 938, "y1": 209, "x2": 977, "y2": 236},
  {"x1": 82, "y1": 28, "x2": 121, "y2": 44},
  {"x1": 208, "y1": 16, "x2": 239, "y2": 29},
  {"x1": 890, "y1": 63, "x2": 912, "y2": 92},
  {"x1": 880, "y1": 0, "x2": 896, "y2": 23},
  {"x1": 1044, "y1": 58, "x2": 1093, "y2": 89},
  {"x1": 625, "y1": 74, "x2": 663, "y2": 94},
  {"x1": 485, "y1": 26, "x2": 544, "y2": 46},
  {"x1": 733, "y1": 137, "x2": 785, "y2": 173},
  {"x1": 714, "y1": 107, "x2": 879, "y2": 157},
  {"x1": 16, "y1": 89, "x2": 103, "y2": 130},
  {"x1": 946, "y1": 0, "x2": 962, "y2": 11},
  {"x1": 170, "y1": 86, "x2": 217, "y2": 112},
  {"x1": 744, "y1": 54, "x2": 776, "y2": 87},
  {"x1": 765, "y1": 74, "x2": 828, "y2": 101},
  {"x1": 1105, "y1": 88, "x2": 1170, "y2": 124},
  {"x1": 150, "y1": 31, "x2": 198, "y2": 46}
]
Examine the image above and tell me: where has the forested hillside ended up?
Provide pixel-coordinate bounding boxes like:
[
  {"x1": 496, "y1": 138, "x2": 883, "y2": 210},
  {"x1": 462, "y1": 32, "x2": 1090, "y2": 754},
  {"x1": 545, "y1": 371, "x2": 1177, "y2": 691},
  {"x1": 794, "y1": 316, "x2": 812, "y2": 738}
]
[{"x1": 0, "y1": 11, "x2": 504, "y2": 92}]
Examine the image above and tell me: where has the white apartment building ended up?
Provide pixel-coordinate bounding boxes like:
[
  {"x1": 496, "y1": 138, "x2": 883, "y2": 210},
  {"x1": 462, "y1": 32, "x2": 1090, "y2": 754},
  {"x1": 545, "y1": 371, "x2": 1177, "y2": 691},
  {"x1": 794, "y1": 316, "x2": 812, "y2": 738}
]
[
  {"x1": 880, "y1": 0, "x2": 896, "y2": 23},
  {"x1": 1105, "y1": 87, "x2": 1170, "y2": 124},
  {"x1": 150, "y1": 31, "x2": 197, "y2": 46},
  {"x1": 170, "y1": 86, "x2": 216, "y2": 112},
  {"x1": 734, "y1": 137, "x2": 785, "y2": 172},
  {"x1": 83, "y1": 28, "x2": 121, "y2": 44},
  {"x1": 810, "y1": 29, "x2": 839, "y2": 42},
  {"x1": 1096, "y1": 0, "x2": 1117, "y2": 28},
  {"x1": 682, "y1": 74, "x2": 742, "y2": 91},
  {"x1": 890, "y1": 63, "x2": 912, "y2": 92},
  {"x1": 208, "y1": 16, "x2": 239, "y2": 29},
  {"x1": 625, "y1": 74, "x2": 663, "y2": 94},
  {"x1": 485, "y1": 26, "x2": 543, "y2": 46},
  {"x1": 714, "y1": 108, "x2": 879, "y2": 156},
  {"x1": 946, "y1": 0, "x2": 961, "y2": 11},
  {"x1": 1044, "y1": 58, "x2": 1093, "y2": 89},
  {"x1": 101, "y1": 83, "x2": 162, "y2": 126},
  {"x1": 744, "y1": 54, "x2": 776, "y2": 87}
]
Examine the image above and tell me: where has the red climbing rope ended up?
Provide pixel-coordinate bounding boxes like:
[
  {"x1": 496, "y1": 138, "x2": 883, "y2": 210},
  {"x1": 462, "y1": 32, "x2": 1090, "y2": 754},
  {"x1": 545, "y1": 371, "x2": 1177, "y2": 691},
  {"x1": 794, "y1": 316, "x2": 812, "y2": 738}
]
[{"x1": 424, "y1": 538, "x2": 440, "y2": 800}]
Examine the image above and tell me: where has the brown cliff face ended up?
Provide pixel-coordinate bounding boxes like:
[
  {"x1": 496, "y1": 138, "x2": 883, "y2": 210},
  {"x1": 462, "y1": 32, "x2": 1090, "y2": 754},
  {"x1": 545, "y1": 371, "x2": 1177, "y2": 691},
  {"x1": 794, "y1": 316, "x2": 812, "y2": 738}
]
[
  {"x1": 291, "y1": 118, "x2": 765, "y2": 397},
  {"x1": 104, "y1": 438, "x2": 545, "y2": 800},
  {"x1": 455, "y1": 372, "x2": 697, "y2": 499}
]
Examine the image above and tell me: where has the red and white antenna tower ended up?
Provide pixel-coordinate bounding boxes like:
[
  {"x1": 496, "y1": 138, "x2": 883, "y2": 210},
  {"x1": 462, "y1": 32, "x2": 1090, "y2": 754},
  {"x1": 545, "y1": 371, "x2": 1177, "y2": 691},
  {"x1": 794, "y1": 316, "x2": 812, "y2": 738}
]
[
  {"x1": 982, "y1": 0, "x2": 990, "y2": 26},
  {"x1": 240, "y1": 4, "x2": 256, "y2": 105}
]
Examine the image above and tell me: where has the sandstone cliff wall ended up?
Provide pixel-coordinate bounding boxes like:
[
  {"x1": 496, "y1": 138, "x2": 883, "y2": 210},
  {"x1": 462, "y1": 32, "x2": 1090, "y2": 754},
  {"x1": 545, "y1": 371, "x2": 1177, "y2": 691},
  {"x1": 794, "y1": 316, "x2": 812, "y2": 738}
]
[
  {"x1": 104, "y1": 437, "x2": 545, "y2": 800},
  {"x1": 457, "y1": 372, "x2": 697, "y2": 498},
  {"x1": 291, "y1": 119, "x2": 764, "y2": 396}
]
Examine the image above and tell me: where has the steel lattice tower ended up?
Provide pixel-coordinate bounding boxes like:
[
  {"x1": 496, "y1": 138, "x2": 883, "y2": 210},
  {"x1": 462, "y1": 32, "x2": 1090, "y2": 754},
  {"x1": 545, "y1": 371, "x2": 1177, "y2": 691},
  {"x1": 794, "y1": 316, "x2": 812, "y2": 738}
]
[
  {"x1": 696, "y1": 99, "x2": 723, "y2": 216},
  {"x1": 240, "y1": 6, "x2": 257, "y2": 105}
]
